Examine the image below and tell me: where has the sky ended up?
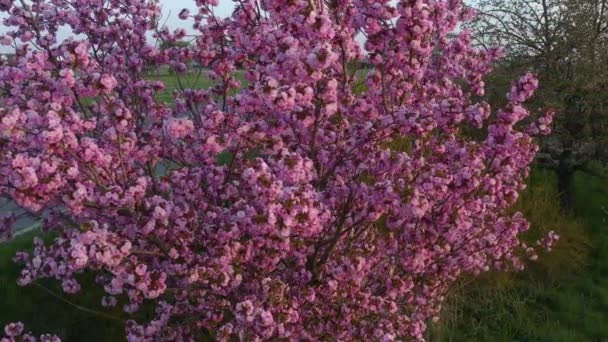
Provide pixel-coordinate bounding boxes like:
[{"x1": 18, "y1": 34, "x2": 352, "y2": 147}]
[
  {"x1": 0, "y1": 1, "x2": 236, "y2": 53},
  {"x1": 0, "y1": 0, "x2": 475, "y2": 53},
  {"x1": 159, "y1": 0, "x2": 234, "y2": 27}
]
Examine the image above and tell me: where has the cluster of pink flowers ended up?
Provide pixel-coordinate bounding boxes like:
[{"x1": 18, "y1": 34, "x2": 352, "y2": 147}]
[
  {"x1": 164, "y1": 118, "x2": 195, "y2": 140},
  {"x1": 538, "y1": 230, "x2": 560, "y2": 253},
  {"x1": 0, "y1": 0, "x2": 555, "y2": 340},
  {"x1": 2, "y1": 322, "x2": 60, "y2": 342}
]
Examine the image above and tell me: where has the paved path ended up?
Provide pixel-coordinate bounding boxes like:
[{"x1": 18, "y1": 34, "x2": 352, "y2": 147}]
[{"x1": 1, "y1": 199, "x2": 40, "y2": 236}]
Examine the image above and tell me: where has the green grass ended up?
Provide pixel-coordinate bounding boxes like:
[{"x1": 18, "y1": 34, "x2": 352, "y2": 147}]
[
  {"x1": 149, "y1": 72, "x2": 213, "y2": 102},
  {"x1": 147, "y1": 71, "x2": 246, "y2": 102},
  {"x1": 0, "y1": 231, "x2": 128, "y2": 340},
  {"x1": 430, "y1": 170, "x2": 608, "y2": 341}
]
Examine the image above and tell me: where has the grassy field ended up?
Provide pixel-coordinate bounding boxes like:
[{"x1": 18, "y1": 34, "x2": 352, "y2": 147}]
[
  {"x1": 147, "y1": 71, "x2": 245, "y2": 102},
  {"x1": 430, "y1": 170, "x2": 608, "y2": 341},
  {"x1": 150, "y1": 72, "x2": 213, "y2": 102}
]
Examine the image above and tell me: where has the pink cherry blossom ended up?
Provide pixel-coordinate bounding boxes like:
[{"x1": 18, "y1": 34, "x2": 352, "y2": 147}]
[
  {"x1": 99, "y1": 74, "x2": 118, "y2": 94},
  {"x1": 3, "y1": 322, "x2": 23, "y2": 337},
  {"x1": 178, "y1": 9, "x2": 190, "y2": 20},
  {"x1": 165, "y1": 118, "x2": 195, "y2": 139},
  {"x1": 2, "y1": 322, "x2": 60, "y2": 341}
]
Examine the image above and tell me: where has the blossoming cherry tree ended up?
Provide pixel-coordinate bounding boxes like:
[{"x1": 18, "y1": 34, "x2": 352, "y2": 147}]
[{"x1": 0, "y1": 0, "x2": 556, "y2": 340}]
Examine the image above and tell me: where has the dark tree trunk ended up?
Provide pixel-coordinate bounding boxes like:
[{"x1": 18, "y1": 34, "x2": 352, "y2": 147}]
[
  {"x1": 557, "y1": 167, "x2": 574, "y2": 210},
  {"x1": 556, "y1": 141, "x2": 575, "y2": 210}
]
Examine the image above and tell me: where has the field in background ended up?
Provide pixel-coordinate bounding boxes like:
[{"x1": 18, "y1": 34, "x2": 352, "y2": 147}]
[
  {"x1": 150, "y1": 72, "x2": 213, "y2": 102},
  {"x1": 148, "y1": 71, "x2": 246, "y2": 102}
]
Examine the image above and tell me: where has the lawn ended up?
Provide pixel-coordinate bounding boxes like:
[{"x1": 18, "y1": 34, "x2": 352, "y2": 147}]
[
  {"x1": 149, "y1": 72, "x2": 213, "y2": 102},
  {"x1": 147, "y1": 71, "x2": 245, "y2": 102}
]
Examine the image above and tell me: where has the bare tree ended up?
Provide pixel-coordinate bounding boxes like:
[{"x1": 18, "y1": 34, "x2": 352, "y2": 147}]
[{"x1": 470, "y1": 0, "x2": 608, "y2": 207}]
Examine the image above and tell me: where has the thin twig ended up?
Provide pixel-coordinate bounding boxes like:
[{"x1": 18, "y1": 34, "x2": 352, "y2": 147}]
[{"x1": 33, "y1": 282, "x2": 124, "y2": 322}]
